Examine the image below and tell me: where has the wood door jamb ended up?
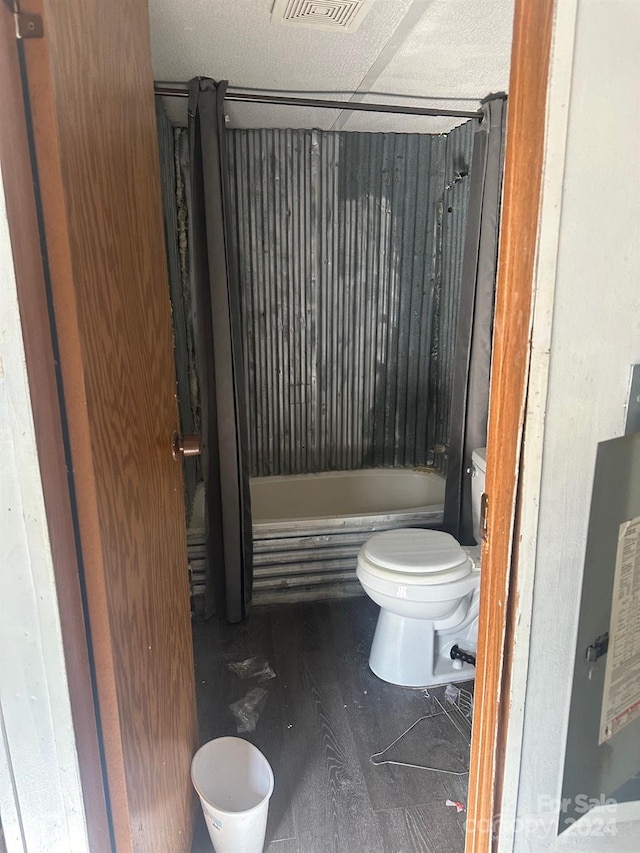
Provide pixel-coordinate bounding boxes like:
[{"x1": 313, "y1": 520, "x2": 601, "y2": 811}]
[{"x1": 465, "y1": 1, "x2": 556, "y2": 850}]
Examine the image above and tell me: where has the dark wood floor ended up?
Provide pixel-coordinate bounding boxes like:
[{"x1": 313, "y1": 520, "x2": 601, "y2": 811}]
[{"x1": 191, "y1": 596, "x2": 470, "y2": 853}]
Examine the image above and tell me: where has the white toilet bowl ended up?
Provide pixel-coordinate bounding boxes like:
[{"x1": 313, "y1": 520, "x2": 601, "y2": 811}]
[
  {"x1": 357, "y1": 447, "x2": 487, "y2": 688},
  {"x1": 357, "y1": 528, "x2": 480, "y2": 687}
]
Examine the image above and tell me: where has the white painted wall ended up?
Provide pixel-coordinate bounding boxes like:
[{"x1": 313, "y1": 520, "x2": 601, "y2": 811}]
[
  {"x1": 0, "y1": 166, "x2": 89, "y2": 851},
  {"x1": 498, "y1": 1, "x2": 640, "y2": 851}
]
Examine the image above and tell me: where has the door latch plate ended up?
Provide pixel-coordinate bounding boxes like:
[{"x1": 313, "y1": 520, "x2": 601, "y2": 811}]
[{"x1": 480, "y1": 492, "x2": 489, "y2": 542}]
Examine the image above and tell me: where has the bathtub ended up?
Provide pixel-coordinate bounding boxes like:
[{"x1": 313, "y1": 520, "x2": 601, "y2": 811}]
[{"x1": 251, "y1": 468, "x2": 445, "y2": 605}]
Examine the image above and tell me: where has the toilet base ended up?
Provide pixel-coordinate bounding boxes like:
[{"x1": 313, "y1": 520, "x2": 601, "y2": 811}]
[{"x1": 368, "y1": 607, "x2": 477, "y2": 688}]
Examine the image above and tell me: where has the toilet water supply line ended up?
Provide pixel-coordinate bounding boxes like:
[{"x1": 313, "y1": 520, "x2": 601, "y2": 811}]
[{"x1": 450, "y1": 644, "x2": 477, "y2": 667}]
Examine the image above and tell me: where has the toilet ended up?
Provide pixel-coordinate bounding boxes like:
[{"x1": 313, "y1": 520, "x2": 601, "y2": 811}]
[{"x1": 356, "y1": 447, "x2": 486, "y2": 687}]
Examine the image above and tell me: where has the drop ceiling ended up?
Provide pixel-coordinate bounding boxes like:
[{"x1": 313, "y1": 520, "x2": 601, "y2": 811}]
[{"x1": 150, "y1": 0, "x2": 514, "y2": 133}]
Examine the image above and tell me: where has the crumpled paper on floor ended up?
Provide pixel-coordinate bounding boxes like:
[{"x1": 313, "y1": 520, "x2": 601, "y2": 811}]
[
  {"x1": 228, "y1": 656, "x2": 276, "y2": 682},
  {"x1": 229, "y1": 687, "x2": 268, "y2": 733}
]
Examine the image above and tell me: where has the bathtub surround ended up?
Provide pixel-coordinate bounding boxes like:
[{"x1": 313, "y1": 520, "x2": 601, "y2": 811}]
[
  {"x1": 174, "y1": 83, "x2": 505, "y2": 611},
  {"x1": 226, "y1": 122, "x2": 475, "y2": 477}
]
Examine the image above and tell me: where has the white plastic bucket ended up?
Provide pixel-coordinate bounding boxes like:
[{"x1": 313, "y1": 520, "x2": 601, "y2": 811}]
[{"x1": 191, "y1": 737, "x2": 274, "y2": 853}]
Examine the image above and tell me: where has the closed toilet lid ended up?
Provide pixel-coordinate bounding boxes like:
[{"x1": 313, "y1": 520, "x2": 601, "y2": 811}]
[{"x1": 361, "y1": 529, "x2": 469, "y2": 574}]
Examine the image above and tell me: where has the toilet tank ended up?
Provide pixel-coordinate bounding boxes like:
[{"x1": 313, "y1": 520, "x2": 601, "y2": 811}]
[{"x1": 471, "y1": 447, "x2": 487, "y2": 545}]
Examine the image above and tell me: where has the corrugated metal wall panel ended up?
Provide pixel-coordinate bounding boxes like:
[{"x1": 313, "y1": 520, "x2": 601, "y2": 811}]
[{"x1": 226, "y1": 123, "x2": 475, "y2": 477}]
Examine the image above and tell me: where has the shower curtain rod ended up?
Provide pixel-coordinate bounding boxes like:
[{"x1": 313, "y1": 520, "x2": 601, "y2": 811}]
[{"x1": 154, "y1": 84, "x2": 483, "y2": 121}]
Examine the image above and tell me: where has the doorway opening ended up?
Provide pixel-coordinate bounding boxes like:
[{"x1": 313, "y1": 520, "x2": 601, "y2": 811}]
[{"x1": 155, "y1": 78, "x2": 505, "y2": 850}]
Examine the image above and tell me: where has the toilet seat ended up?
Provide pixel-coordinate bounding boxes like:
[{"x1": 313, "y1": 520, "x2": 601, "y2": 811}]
[
  {"x1": 359, "y1": 529, "x2": 473, "y2": 586},
  {"x1": 357, "y1": 561, "x2": 479, "y2": 604}
]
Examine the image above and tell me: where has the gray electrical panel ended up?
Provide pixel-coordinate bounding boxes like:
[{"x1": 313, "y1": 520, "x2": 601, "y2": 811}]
[{"x1": 560, "y1": 431, "x2": 640, "y2": 832}]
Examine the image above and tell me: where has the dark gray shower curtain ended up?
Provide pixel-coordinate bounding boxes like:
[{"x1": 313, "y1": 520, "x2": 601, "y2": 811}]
[
  {"x1": 188, "y1": 78, "x2": 253, "y2": 622},
  {"x1": 443, "y1": 95, "x2": 507, "y2": 544}
]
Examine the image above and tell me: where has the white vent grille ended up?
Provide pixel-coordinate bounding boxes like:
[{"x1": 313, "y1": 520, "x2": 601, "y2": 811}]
[{"x1": 272, "y1": 0, "x2": 373, "y2": 32}]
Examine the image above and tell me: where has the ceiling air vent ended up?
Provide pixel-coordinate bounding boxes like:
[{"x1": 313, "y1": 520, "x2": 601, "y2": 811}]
[{"x1": 272, "y1": 0, "x2": 374, "y2": 32}]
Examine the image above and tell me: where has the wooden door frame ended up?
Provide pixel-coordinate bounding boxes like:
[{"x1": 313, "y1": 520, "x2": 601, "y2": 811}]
[
  {"x1": 466, "y1": 0, "x2": 555, "y2": 850},
  {"x1": 0, "y1": 3, "x2": 111, "y2": 849}
]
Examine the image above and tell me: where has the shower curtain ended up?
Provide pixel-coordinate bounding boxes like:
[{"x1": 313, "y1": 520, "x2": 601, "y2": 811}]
[
  {"x1": 443, "y1": 95, "x2": 507, "y2": 544},
  {"x1": 188, "y1": 78, "x2": 253, "y2": 622}
]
